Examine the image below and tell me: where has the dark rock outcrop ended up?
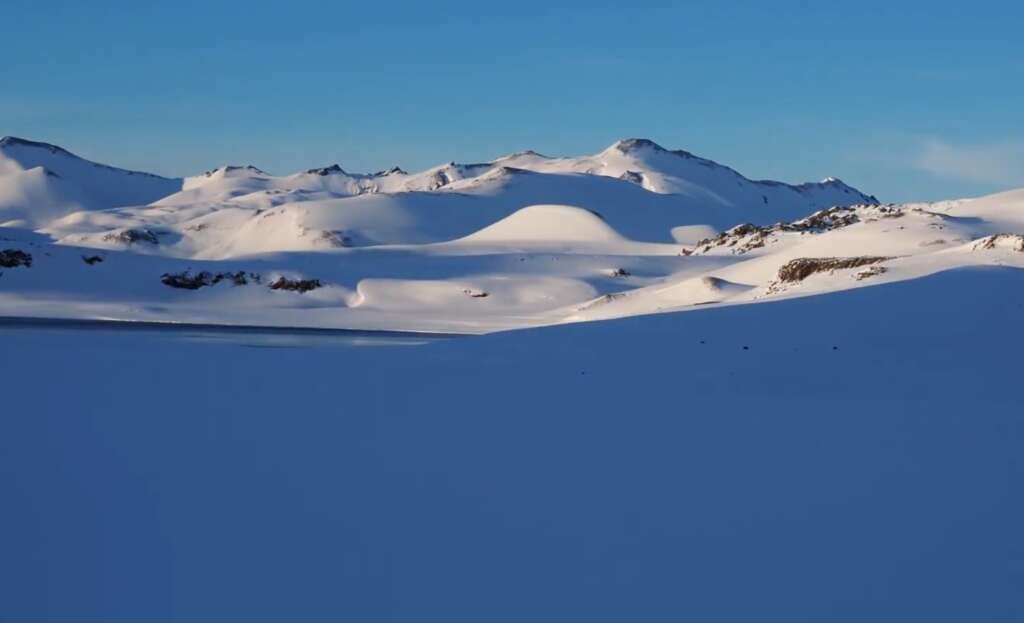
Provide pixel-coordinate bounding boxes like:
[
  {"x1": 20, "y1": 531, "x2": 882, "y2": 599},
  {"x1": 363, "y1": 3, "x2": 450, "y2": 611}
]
[
  {"x1": 268, "y1": 276, "x2": 322, "y2": 293},
  {"x1": 0, "y1": 249, "x2": 32, "y2": 268},
  {"x1": 619, "y1": 170, "x2": 645, "y2": 185},
  {"x1": 306, "y1": 164, "x2": 347, "y2": 176},
  {"x1": 777, "y1": 256, "x2": 891, "y2": 283},
  {"x1": 972, "y1": 234, "x2": 1024, "y2": 252},
  {"x1": 103, "y1": 228, "x2": 159, "y2": 245},
  {"x1": 161, "y1": 270, "x2": 258, "y2": 290},
  {"x1": 692, "y1": 206, "x2": 903, "y2": 255}
]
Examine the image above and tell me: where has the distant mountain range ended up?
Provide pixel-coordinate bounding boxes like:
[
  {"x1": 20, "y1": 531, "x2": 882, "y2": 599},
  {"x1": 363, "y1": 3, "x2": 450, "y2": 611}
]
[
  {"x1": 1, "y1": 135, "x2": 876, "y2": 232},
  {"x1": 7, "y1": 134, "x2": 1018, "y2": 336}
]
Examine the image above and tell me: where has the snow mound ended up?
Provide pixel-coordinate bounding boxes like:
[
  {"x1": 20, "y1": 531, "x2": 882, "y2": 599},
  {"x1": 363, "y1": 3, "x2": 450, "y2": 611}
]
[
  {"x1": 458, "y1": 205, "x2": 625, "y2": 243},
  {"x1": 572, "y1": 275, "x2": 753, "y2": 321},
  {"x1": 661, "y1": 275, "x2": 753, "y2": 300}
]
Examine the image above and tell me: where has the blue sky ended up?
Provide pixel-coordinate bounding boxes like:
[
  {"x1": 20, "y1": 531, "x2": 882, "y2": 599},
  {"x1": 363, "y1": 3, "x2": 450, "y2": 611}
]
[{"x1": 2, "y1": 0, "x2": 1021, "y2": 202}]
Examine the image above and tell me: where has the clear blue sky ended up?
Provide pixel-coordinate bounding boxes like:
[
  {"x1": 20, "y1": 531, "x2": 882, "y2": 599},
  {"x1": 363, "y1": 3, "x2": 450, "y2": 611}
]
[{"x1": 3, "y1": 0, "x2": 1022, "y2": 202}]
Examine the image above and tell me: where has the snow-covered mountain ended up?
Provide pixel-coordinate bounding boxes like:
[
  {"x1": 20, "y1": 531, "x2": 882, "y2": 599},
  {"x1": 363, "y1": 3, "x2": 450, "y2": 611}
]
[
  {"x1": 1, "y1": 135, "x2": 1021, "y2": 334},
  {"x1": 494, "y1": 138, "x2": 874, "y2": 206},
  {"x1": 0, "y1": 137, "x2": 182, "y2": 225},
  {"x1": 1, "y1": 136, "x2": 874, "y2": 237},
  {"x1": 152, "y1": 137, "x2": 875, "y2": 210},
  {"x1": 4, "y1": 136, "x2": 1023, "y2": 622}
]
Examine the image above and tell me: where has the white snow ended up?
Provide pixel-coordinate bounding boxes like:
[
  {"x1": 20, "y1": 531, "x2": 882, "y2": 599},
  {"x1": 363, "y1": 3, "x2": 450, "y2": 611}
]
[
  {"x1": 3, "y1": 135, "x2": 1023, "y2": 622},
  {"x1": 457, "y1": 204, "x2": 624, "y2": 243},
  {"x1": 1, "y1": 136, "x2": 1022, "y2": 333},
  {"x1": 0, "y1": 137, "x2": 182, "y2": 225},
  {"x1": 3, "y1": 266, "x2": 1022, "y2": 622}
]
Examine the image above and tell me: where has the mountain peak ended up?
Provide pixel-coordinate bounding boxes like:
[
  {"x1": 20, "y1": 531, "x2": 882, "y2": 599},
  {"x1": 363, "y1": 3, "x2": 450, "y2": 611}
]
[
  {"x1": 202, "y1": 165, "x2": 267, "y2": 178},
  {"x1": 371, "y1": 166, "x2": 407, "y2": 177},
  {"x1": 499, "y1": 149, "x2": 549, "y2": 161},
  {"x1": 305, "y1": 164, "x2": 348, "y2": 176},
  {"x1": 608, "y1": 138, "x2": 669, "y2": 154},
  {"x1": 607, "y1": 138, "x2": 707, "y2": 161},
  {"x1": 819, "y1": 176, "x2": 850, "y2": 186}
]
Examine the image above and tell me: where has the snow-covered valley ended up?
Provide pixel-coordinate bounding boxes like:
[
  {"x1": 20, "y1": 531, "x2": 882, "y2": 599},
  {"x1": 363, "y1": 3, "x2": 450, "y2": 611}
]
[
  {"x1": 3, "y1": 135, "x2": 1024, "y2": 622},
  {"x1": 5, "y1": 266, "x2": 1023, "y2": 621}
]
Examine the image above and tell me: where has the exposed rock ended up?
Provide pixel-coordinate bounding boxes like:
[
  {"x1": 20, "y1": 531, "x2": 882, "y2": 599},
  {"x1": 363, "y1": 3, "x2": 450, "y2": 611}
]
[
  {"x1": 161, "y1": 270, "x2": 258, "y2": 290},
  {"x1": 692, "y1": 205, "x2": 903, "y2": 255},
  {"x1": 854, "y1": 265, "x2": 888, "y2": 280},
  {"x1": 269, "y1": 276, "x2": 322, "y2": 293},
  {"x1": 507, "y1": 149, "x2": 542, "y2": 158},
  {"x1": 608, "y1": 267, "x2": 631, "y2": 277},
  {"x1": 619, "y1": 170, "x2": 645, "y2": 185},
  {"x1": 201, "y1": 165, "x2": 267, "y2": 178},
  {"x1": 777, "y1": 256, "x2": 892, "y2": 283},
  {"x1": 972, "y1": 234, "x2": 1024, "y2": 252},
  {"x1": 316, "y1": 230, "x2": 353, "y2": 247},
  {"x1": 371, "y1": 166, "x2": 407, "y2": 177},
  {"x1": 103, "y1": 228, "x2": 159, "y2": 245},
  {"x1": 0, "y1": 249, "x2": 32, "y2": 268},
  {"x1": 161, "y1": 271, "x2": 213, "y2": 290},
  {"x1": 612, "y1": 138, "x2": 668, "y2": 153},
  {"x1": 306, "y1": 164, "x2": 347, "y2": 176},
  {"x1": 425, "y1": 170, "x2": 451, "y2": 190},
  {"x1": 81, "y1": 255, "x2": 104, "y2": 265}
]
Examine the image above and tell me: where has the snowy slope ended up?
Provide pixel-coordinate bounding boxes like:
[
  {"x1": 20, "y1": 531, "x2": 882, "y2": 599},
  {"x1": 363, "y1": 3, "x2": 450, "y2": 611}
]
[
  {"x1": 3, "y1": 267, "x2": 1022, "y2": 622},
  {"x1": 1, "y1": 136, "x2": 1022, "y2": 333},
  {"x1": 4, "y1": 186, "x2": 1021, "y2": 333},
  {"x1": 38, "y1": 164, "x2": 875, "y2": 258},
  {"x1": 3, "y1": 138, "x2": 1022, "y2": 622},
  {"x1": 17, "y1": 136, "x2": 878, "y2": 258},
  {"x1": 497, "y1": 138, "x2": 875, "y2": 210},
  {"x1": 0, "y1": 137, "x2": 182, "y2": 225}
]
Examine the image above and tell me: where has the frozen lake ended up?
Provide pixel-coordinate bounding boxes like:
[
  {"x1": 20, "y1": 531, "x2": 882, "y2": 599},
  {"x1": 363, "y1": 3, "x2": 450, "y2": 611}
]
[
  {"x1": 0, "y1": 316, "x2": 456, "y2": 348},
  {"x1": 3, "y1": 270, "x2": 1022, "y2": 622}
]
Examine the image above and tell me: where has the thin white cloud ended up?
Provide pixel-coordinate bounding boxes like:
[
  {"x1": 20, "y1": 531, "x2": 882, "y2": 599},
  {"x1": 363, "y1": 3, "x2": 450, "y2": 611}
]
[{"x1": 915, "y1": 138, "x2": 1024, "y2": 186}]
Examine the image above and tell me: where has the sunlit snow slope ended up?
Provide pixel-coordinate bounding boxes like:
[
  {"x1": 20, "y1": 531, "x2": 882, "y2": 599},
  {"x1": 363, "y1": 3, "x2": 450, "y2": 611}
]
[{"x1": 2, "y1": 136, "x2": 1022, "y2": 333}]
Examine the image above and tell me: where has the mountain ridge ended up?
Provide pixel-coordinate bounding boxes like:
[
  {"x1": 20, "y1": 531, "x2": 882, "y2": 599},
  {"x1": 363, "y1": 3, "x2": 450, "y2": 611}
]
[{"x1": 2, "y1": 135, "x2": 878, "y2": 230}]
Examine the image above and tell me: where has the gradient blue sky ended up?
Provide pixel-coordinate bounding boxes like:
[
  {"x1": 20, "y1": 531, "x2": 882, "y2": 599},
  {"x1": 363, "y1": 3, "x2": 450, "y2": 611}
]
[{"x1": 3, "y1": 0, "x2": 1022, "y2": 202}]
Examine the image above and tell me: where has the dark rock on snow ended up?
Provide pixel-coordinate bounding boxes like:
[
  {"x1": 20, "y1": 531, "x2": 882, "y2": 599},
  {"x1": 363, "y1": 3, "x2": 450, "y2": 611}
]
[
  {"x1": 161, "y1": 270, "x2": 258, "y2": 289},
  {"x1": 777, "y1": 256, "x2": 892, "y2": 283},
  {"x1": 0, "y1": 249, "x2": 32, "y2": 268},
  {"x1": 103, "y1": 228, "x2": 160, "y2": 245},
  {"x1": 268, "y1": 276, "x2": 322, "y2": 293}
]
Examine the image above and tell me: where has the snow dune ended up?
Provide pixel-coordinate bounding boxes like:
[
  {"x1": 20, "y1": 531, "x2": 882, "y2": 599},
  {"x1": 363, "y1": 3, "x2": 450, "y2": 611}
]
[{"x1": 458, "y1": 205, "x2": 624, "y2": 243}]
